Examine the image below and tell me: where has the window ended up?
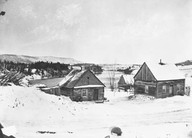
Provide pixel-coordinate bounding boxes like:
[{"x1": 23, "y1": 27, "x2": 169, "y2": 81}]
[
  {"x1": 87, "y1": 77, "x2": 90, "y2": 85},
  {"x1": 145, "y1": 85, "x2": 149, "y2": 93},
  {"x1": 82, "y1": 89, "x2": 88, "y2": 97},
  {"x1": 169, "y1": 86, "x2": 173, "y2": 94},
  {"x1": 162, "y1": 85, "x2": 166, "y2": 93},
  {"x1": 177, "y1": 84, "x2": 181, "y2": 91}
]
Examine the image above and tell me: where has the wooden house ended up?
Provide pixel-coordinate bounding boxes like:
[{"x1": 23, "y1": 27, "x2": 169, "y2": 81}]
[
  {"x1": 134, "y1": 62, "x2": 185, "y2": 98},
  {"x1": 59, "y1": 69, "x2": 105, "y2": 101},
  {"x1": 30, "y1": 69, "x2": 105, "y2": 101},
  {"x1": 118, "y1": 74, "x2": 134, "y2": 91}
]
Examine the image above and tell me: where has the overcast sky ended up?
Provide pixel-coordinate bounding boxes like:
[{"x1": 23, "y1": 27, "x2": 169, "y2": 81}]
[{"x1": 0, "y1": 0, "x2": 192, "y2": 64}]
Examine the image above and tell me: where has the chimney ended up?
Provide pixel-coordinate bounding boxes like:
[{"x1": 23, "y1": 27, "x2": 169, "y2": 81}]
[
  {"x1": 159, "y1": 59, "x2": 165, "y2": 65},
  {"x1": 81, "y1": 65, "x2": 86, "y2": 71}
]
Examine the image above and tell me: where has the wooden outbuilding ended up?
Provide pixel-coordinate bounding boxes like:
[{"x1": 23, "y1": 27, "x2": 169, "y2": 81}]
[
  {"x1": 118, "y1": 75, "x2": 134, "y2": 91},
  {"x1": 134, "y1": 62, "x2": 185, "y2": 98},
  {"x1": 59, "y1": 69, "x2": 105, "y2": 101}
]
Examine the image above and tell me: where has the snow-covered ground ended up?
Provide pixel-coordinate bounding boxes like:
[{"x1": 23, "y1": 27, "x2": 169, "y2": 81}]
[
  {"x1": 178, "y1": 65, "x2": 192, "y2": 77},
  {"x1": 1, "y1": 85, "x2": 192, "y2": 138},
  {"x1": 97, "y1": 70, "x2": 123, "y2": 89}
]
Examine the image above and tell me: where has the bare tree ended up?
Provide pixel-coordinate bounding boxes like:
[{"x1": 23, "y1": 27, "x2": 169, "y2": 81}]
[{"x1": 108, "y1": 64, "x2": 116, "y2": 92}]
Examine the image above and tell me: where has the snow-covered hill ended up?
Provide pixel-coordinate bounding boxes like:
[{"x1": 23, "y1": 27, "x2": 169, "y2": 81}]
[{"x1": 0, "y1": 54, "x2": 81, "y2": 65}]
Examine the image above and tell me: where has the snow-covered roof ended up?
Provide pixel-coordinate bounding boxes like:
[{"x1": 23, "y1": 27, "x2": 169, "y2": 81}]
[
  {"x1": 59, "y1": 69, "x2": 105, "y2": 88},
  {"x1": 59, "y1": 69, "x2": 86, "y2": 88},
  {"x1": 131, "y1": 69, "x2": 139, "y2": 75},
  {"x1": 41, "y1": 87, "x2": 51, "y2": 90},
  {"x1": 58, "y1": 69, "x2": 78, "y2": 86},
  {"x1": 31, "y1": 69, "x2": 104, "y2": 89},
  {"x1": 69, "y1": 70, "x2": 86, "y2": 83},
  {"x1": 30, "y1": 77, "x2": 64, "y2": 88},
  {"x1": 146, "y1": 62, "x2": 185, "y2": 81},
  {"x1": 122, "y1": 75, "x2": 134, "y2": 84}
]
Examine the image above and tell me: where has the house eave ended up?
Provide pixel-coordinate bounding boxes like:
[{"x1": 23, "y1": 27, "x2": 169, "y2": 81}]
[
  {"x1": 156, "y1": 78, "x2": 185, "y2": 82},
  {"x1": 74, "y1": 85, "x2": 105, "y2": 89}
]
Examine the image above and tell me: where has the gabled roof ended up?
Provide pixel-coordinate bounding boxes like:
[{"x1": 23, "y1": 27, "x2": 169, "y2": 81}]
[
  {"x1": 59, "y1": 69, "x2": 105, "y2": 88},
  {"x1": 135, "y1": 62, "x2": 185, "y2": 81},
  {"x1": 30, "y1": 69, "x2": 105, "y2": 89},
  {"x1": 59, "y1": 69, "x2": 84, "y2": 87},
  {"x1": 131, "y1": 69, "x2": 139, "y2": 75}
]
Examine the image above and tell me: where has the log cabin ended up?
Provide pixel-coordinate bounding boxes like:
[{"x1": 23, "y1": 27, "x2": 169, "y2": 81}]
[
  {"x1": 134, "y1": 62, "x2": 185, "y2": 98},
  {"x1": 59, "y1": 69, "x2": 105, "y2": 101},
  {"x1": 31, "y1": 69, "x2": 105, "y2": 102}
]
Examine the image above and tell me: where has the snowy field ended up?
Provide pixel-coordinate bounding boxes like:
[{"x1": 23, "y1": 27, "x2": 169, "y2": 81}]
[
  {"x1": 96, "y1": 70, "x2": 124, "y2": 88},
  {"x1": 1, "y1": 85, "x2": 192, "y2": 138}
]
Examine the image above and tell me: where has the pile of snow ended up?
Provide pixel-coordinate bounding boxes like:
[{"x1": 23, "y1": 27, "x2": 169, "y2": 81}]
[
  {"x1": 128, "y1": 94, "x2": 155, "y2": 101},
  {"x1": 0, "y1": 85, "x2": 86, "y2": 126},
  {"x1": 2, "y1": 126, "x2": 17, "y2": 137}
]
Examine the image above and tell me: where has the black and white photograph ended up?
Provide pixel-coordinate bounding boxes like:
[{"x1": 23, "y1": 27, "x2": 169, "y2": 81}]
[{"x1": 0, "y1": 0, "x2": 192, "y2": 137}]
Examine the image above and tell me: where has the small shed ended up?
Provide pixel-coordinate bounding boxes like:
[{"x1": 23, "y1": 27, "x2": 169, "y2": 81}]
[
  {"x1": 134, "y1": 62, "x2": 185, "y2": 98},
  {"x1": 59, "y1": 69, "x2": 105, "y2": 101},
  {"x1": 118, "y1": 74, "x2": 134, "y2": 91}
]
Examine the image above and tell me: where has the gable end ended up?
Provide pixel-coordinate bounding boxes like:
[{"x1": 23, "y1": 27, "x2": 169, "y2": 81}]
[
  {"x1": 74, "y1": 70, "x2": 105, "y2": 87},
  {"x1": 134, "y1": 62, "x2": 157, "y2": 81}
]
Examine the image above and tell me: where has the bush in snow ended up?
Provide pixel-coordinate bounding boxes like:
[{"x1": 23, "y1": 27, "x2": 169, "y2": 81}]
[
  {"x1": 111, "y1": 127, "x2": 122, "y2": 136},
  {"x1": 128, "y1": 94, "x2": 155, "y2": 101}
]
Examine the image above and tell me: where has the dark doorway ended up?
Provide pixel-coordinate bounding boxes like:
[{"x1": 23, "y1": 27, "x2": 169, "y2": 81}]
[{"x1": 93, "y1": 89, "x2": 99, "y2": 100}]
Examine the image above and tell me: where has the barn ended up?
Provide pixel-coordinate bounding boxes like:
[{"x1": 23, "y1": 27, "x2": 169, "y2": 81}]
[
  {"x1": 59, "y1": 69, "x2": 105, "y2": 101},
  {"x1": 134, "y1": 62, "x2": 185, "y2": 98},
  {"x1": 118, "y1": 74, "x2": 134, "y2": 91}
]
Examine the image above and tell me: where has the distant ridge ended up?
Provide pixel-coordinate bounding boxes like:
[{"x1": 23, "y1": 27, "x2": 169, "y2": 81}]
[
  {"x1": 0, "y1": 54, "x2": 81, "y2": 65},
  {"x1": 175, "y1": 60, "x2": 192, "y2": 66}
]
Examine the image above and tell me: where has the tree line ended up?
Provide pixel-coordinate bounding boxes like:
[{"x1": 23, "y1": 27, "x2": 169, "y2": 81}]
[
  {"x1": 73, "y1": 63, "x2": 103, "y2": 74},
  {"x1": 0, "y1": 61, "x2": 104, "y2": 77},
  {"x1": 0, "y1": 60, "x2": 70, "y2": 77}
]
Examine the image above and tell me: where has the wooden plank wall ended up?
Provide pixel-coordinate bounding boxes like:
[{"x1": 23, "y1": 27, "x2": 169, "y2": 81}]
[
  {"x1": 156, "y1": 79, "x2": 185, "y2": 98},
  {"x1": 75, "y1": 70, "x2": 104, "y2": 87},
  {"x1": 134, "y1": 63, "x2": 156, "y2": 82},
  {"x1": 73, "y1": 87, "x2": 104, "y2": 101},
  {"x1": 134, "y1": 81, "x2": 157, "y2": 97}
]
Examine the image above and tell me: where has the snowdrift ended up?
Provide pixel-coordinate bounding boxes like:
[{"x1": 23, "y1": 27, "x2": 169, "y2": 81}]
[{"x1": 0, "y1": 86, "x2": 192, "y2": 138}]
